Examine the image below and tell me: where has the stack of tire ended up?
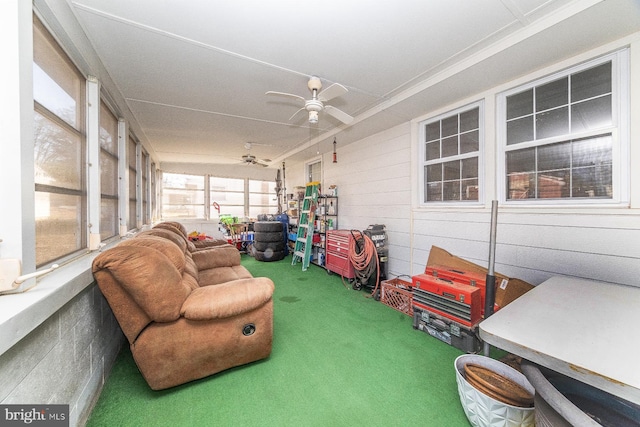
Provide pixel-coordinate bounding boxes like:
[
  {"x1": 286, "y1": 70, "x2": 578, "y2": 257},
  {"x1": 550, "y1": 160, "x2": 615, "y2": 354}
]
[{"x1": 252, "y1": 221, "x2": 286, "y2": 262}]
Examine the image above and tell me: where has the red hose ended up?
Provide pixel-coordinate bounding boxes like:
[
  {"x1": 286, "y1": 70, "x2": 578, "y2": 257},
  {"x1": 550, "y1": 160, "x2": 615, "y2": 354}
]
[{"x1": 348, "y1": 230, "x2": 380, "y2": 297}]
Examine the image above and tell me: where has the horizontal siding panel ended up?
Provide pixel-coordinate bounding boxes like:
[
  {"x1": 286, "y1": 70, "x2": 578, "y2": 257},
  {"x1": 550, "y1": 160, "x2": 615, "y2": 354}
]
[{"x1": 498, "y1": 223, "x2": 640, "y2": 258}]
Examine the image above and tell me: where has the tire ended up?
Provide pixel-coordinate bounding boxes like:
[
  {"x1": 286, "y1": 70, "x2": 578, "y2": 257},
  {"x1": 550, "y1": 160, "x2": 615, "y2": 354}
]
[
  {"x1": 253, "y1": 221, "x2": 283, "y2": 232},
  {"x1": 253, "y1": 240, "x2": 285, "y2": 252},
  {"x1": 254, "y1": 231, "x2": 284, "y2": 243},
  {"x1": 254, "y1": 249, "x2": 285, "y2": 262}
]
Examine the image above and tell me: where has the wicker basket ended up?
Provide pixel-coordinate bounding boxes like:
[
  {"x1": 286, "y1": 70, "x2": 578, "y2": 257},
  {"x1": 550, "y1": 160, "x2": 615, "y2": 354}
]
[{"x1": 380, "y1": 278, "x2": 413, "y2": 317}]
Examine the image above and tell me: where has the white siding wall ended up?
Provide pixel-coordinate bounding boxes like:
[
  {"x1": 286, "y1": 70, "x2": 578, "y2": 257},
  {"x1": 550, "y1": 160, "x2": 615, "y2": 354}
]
[{"x1": 285, "y1": 35, "x2": 640, "y2": 289}]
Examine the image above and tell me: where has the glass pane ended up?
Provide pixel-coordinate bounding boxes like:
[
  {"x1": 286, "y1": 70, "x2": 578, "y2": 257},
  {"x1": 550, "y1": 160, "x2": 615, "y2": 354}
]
[
  {"x1": 210, "y1": 191, "x2": 244, "y2": 205},
  {"x1": 461, "y1": 158, "x2": 478, "y2": 179},
  {"x1": 461, "y1": 179, "x2": 479, "y2": 201},
  {"x1": 162, "y1": 188, "x2": 205, "y2": 204},
  {"x1": 572, "y1": 135, "x2": 612, "y2": 168},
  {"x1": 507, "y1": 172, "x2": 534, "y2": 200},
  {"x1": 249, "y1": 180, "x2": 275, "y2": 192},
  {"x1": 443, "y1": 160, "x2": 460, "y2": 181},
  {"x1": 536, "y1": 78, "x2": 568, "y2": 111},
  {"x1": 538, "y1": 142, "x2": 570, "y2": 171},
  {"x1": 507, "y1": 89, "x2": 533, "y2": 120},
  {"x1": 129, "y1": 169, "x2": 137, "y2": 197},
  {"x1": 34, "y1": 111, "x2": 83, "y2": 190},
  {"x1": 129, "y1": 200, "x2": 137, "y2": 227},
  {"x1": 426, "y1": 141, "x2": 440, "y2": 161},
  {"x1": 426, "y1": 164, "x2": 441, "y2": 182},
  {"x1": 100, "y1": 153, "x2": 118, "y2": 196},
  {"x1": 100, "y1": 198, "x2": 118, "y2": 240},
  {"x1": 507, "y1": 116, "x2": 533, "y2": 145},
  {"x1": 506, "y1": 148, "x2": 535, "y2": 174},
  {"x1": 460, "y1": 130, "x2": 479, "y2": 154},
  {"x1": 572, "y1": 164, "x2": 612, "y2": 198},
  {"x1": 441, "y1": 136, "x2": 458, "y2": 158},
  {"x1": 425, "y1": 122, "x2": 440, "y2": 142},
  {"x1": 128, "y1": 138, "x2": 137, "y2": 168},
  {"x1": 536, "y1": 107, "x2": 569, "y2": 139},
  {"x1": 460, "y1": 108, "x2": 479, "y2": 133},
  {"x1": 571, "y1": 95, "x2": 612, "y2": 132},
  {"x1": 218, "y1": 205, "x2": 244, "y2": 218},
  {"x1": 249, "y1": 193, "x2": 276, "y2": 204},
  {"x1": 164, "y1": 173, "x2": 204, "y2": 189},
  {"x1": 443, "y1": 181, "x2": 460, "y2": 201},
  {"x1": 572, "y1": 62, "x2": 611, "y2": 102},
  {"x1": 537, "y1": 171, "x2": 568, "y2": 199},
  {"x1": 33, "y1": 64, "x2": 78, "y2": 128},
  {"x1": 99, "y1": 103, "x2": 118, "y2": 153},
  {"x1": 426, "y1": 182, "x2": 442, "y2": 202},
  {"x1": 35, "y1": 192, "x2": 83, "y2": 265},
  {"x1": 442, "y1": 116, "x2": 458, "y2": 137},
  {"x1": 162, "y1": 205, "x2": 204, "y2": 219},
  {"x1": 210, "y1": 177, "x2": 244, "y2": 192}
]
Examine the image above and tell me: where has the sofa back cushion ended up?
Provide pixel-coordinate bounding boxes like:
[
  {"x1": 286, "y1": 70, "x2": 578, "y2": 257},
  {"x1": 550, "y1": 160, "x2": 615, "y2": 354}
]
[{"x1": 93, "y1": 239, "x2": 192, "y2": 342}]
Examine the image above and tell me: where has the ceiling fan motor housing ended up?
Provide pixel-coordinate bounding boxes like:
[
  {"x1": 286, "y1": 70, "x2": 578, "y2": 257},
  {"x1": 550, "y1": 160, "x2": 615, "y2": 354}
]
[{"x1": 308, "y1": 76, "x2": 322, "y2": 92}]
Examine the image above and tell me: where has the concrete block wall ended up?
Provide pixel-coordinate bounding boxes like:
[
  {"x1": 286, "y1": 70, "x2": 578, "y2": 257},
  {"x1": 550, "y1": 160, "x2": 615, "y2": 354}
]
[{"x1": 0, "y1": 284, "x2": 125, "y2": 426}]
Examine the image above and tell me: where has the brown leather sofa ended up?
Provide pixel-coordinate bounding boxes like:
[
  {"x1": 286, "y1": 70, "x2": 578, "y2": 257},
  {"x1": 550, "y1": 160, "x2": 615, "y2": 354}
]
[{"x1": 92, "y1": 223, "x2": 275, "y2": 390}]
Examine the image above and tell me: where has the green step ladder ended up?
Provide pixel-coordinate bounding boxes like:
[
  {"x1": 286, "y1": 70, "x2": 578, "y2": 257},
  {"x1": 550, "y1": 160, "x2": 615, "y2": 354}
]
[{"x1": 292, "y1": 182, "x2": 320, "y2": 271}]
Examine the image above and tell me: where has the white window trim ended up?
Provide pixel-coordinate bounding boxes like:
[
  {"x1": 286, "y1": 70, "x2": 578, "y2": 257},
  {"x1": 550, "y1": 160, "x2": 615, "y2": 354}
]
[
  {"x1": 497, "y1": 49, "x2": 630, "y2": 207},
  {"x1": 418, "y1": 100, "x2": 485, "y2": 207}
]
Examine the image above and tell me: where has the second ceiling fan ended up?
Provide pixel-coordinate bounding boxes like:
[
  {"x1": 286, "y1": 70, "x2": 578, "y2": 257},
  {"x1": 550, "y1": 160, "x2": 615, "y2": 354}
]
[{"x1": 266, "y1": 76, "x2": 354, "y2": 125}]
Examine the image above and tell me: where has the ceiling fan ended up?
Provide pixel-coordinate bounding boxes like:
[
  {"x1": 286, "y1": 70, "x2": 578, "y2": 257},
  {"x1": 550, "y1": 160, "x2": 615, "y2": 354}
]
[
  {"x1": 266, "y1": 76, "x2": 354, "y2": 125},
  {"x1": 241, "y1": 142, "x2": 269, "y2": 167}
]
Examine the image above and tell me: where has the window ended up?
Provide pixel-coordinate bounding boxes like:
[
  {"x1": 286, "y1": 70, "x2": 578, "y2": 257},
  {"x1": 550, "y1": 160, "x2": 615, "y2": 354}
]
[
  {"x1": 210, "y1": 177, "x2": 245, "y2": 219},
  {"x1": 307, "y1": 160, "x2": 321, "y2": 184},
  {"x1": 33, "y1": 16, "x2": 87, "y2": 266},
  {"x1": 127, "y1": 136, "x2": 138, "y2": 228},
  {"x1": 99, "y1": 102, "x2": 119, "y2": 240},
  {"x1": 141, "y1": 150, "x2": 149, "y2": 224},
  {"x1": 500, "y1": 51, "x2": 628, "y2": 203},
  {"x1": 162, "y1": 173, "x2": 205, "y2": 219},
  {"x1": 419, "y1": 103, "x2": 482, "y2": 203},
  {"x1": 249, "y1": 180, "x2": 278, "y2": 217}
]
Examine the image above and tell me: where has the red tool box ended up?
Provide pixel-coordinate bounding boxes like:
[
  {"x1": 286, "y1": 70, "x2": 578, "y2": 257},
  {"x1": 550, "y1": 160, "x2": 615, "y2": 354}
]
[
  {"x1": 325, "y1": 230, "x2": 356, "y2": 279},
  {"x1": 424, "y1": 264, "x2": 499, "y2": 315},
  {"x1": 412, "y1": 273, "x2": 482, "y2": 328}
]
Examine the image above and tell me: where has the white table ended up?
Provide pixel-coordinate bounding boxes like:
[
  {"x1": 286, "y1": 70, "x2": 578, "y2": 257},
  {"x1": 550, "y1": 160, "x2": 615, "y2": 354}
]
[{"x1": 479, "y1": 276, "x2": 640, "y2": 405}]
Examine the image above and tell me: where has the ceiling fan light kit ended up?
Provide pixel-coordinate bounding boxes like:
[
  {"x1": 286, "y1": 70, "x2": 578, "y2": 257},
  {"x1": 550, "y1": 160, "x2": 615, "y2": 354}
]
[{"x1": 266, "y1": 76, "x2": 354, "y2": 125}]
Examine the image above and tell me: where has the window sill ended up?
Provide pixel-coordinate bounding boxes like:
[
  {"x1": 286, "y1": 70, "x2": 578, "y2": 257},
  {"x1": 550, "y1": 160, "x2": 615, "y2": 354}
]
[{"x1": 0, "y1": 244, "x2": 115, "y2": 356}]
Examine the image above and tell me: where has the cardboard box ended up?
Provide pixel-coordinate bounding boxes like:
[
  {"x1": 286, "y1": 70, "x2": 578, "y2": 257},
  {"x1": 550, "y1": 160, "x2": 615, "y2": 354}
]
[{"x1": 426, "y1": 246, "x2": 534, "y2": 309}]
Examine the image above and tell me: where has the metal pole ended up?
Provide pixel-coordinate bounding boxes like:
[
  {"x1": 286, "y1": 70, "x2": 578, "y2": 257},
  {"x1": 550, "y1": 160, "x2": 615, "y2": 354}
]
[{"x1": 483, "y1": 200, "x2": 498, "y2": 356}]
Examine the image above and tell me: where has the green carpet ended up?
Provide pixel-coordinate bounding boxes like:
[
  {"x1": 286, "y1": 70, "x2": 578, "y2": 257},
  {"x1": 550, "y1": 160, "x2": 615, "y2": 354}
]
[{"x1": 87, "y1": 255, "x2": 477, "y2": 426}]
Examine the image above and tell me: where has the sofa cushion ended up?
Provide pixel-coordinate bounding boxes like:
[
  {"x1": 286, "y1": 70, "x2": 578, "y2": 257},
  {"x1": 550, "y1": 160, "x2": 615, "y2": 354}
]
[
  {"x1": 191, "y1": 245, "x2": 241, "y2": 270},
  {"x1": 93, "y1": 245, "x2": 190, "y2": 322},
  {"x1": 181, "y1": 277, "x2": 275, "y2": 320}
]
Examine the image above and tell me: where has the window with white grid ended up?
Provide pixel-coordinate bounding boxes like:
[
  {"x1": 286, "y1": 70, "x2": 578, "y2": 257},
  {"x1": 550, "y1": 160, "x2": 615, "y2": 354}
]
[{"x1": 499, "y1": 50, "x2": 629, "y2": 203}]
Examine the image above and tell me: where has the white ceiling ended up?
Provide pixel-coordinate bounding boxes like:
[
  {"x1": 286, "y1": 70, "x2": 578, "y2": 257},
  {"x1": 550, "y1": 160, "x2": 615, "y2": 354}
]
[{"x1": 40, "y1": 0, "x2": 640, "y2": 169}]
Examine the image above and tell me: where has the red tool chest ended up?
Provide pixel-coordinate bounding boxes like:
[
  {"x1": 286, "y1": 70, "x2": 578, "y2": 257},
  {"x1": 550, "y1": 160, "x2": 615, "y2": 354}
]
[
  {"x1": 424, "y1": 264, "x2": 498, "y2": 315},
  {"x1": 325, "y1": 230, "x2": 356, "y2": 279},
  {"x1": 412, "y1": 273, "x2": 482, "y2": 327}
]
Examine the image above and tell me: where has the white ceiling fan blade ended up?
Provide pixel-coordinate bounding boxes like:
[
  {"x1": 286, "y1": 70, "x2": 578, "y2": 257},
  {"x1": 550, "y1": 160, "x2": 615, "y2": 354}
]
[
  {"x1": 288, "y1": 107, "x2": 307, "y2": 121},
  {"x1": 324, "y1": 105, "x2": 354, "y2": 124},
  {"x1": 265, "y1": 91, "x2": 306, "y2": 103},
  {"x1": 318, "y1": 83, "x2": 348, "y2": 102}
]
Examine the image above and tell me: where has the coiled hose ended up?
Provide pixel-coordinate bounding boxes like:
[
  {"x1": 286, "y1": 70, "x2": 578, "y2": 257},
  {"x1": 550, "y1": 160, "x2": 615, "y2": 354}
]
[{"x1": 348, "y1": 230, "x2": 380, "y2": 297}]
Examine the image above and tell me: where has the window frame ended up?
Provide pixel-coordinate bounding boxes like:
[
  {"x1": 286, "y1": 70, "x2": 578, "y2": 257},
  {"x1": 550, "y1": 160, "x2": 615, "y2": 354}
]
[
  {"x1": 418, "y1": 101, "x2": 485, "y2": 206},
  {"x1": 33, "y1": 15, "x2": 88, "y2": 267},
  {"x1": 497, "y1": 49, "x2": 629, "y2": 206}
]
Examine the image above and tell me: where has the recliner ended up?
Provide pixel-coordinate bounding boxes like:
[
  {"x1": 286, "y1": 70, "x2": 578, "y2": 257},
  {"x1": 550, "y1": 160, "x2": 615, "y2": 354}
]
[{"x1": 92, "y1": 227, "x2": 274, "y2": 390}]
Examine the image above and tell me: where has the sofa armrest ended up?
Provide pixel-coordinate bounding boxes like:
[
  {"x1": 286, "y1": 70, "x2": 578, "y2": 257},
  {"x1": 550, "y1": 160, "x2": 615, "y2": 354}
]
[
  {"x1": 180, "y1": 277, "x2": 274, "y2": 320},
  {"x1": 191, "y1": 245, "x2": 241, "y2": 270}
]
